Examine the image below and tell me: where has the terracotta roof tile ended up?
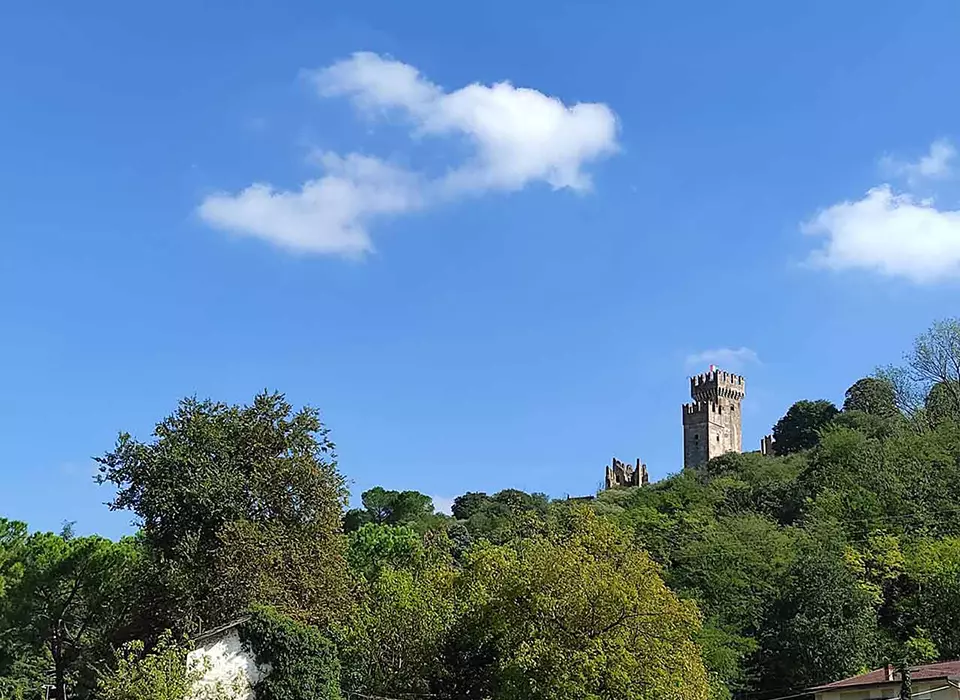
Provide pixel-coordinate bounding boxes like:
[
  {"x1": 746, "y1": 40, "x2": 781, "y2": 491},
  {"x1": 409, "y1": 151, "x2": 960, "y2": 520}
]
[{"x1": 816, "y1": 660, "x2": 960, "y2": 690}]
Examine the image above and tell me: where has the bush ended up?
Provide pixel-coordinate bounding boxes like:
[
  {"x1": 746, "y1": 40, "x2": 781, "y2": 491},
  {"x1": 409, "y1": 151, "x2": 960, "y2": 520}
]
[{"x1": 240, "y1": 606, "x2": 341, "y2": 700}]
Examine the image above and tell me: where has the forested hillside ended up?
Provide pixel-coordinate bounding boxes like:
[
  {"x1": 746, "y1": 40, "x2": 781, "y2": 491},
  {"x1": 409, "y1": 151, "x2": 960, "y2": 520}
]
[{"x1": 3, "y1": 319, "x2": 960, "y2": 700}]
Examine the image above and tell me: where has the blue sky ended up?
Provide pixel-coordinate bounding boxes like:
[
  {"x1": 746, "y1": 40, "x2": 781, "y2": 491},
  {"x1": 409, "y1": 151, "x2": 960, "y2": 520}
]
[{"x1": 3, "y1": 1, "x2": 960, "y2": 538}]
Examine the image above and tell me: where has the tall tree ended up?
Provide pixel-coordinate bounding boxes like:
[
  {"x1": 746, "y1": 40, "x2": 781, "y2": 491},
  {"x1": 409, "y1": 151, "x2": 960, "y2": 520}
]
[
  {"x1": 772, "y1": 400, "x2": 839, "y2": 455},
  {"x1": 0, "y1": 519, "x2": 45, "y2": 699},
  {"x1": 451, "y1": 492, "x2": 489, "y2": 521},
  {"x1": 96, "y1": 391, "x2": 351, "y2": 629}
]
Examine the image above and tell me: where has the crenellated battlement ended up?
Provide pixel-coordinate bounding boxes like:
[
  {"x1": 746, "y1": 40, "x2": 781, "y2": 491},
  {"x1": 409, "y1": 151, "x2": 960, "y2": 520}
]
[
  {"x1": 690, "y1": 368, "x2": 745, "y2": 402},
  {"x1": 682, "y1": 400, "x2": 714, "y2": 419}
]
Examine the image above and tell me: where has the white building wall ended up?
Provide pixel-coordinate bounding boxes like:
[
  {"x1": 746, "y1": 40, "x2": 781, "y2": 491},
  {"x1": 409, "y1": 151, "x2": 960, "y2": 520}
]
[{"x1": 187, "y1": 627, "x2": 262, "y2": 700}]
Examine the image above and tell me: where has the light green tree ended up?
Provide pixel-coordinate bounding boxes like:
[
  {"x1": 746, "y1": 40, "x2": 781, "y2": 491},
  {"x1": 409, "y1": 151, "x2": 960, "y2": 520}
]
[
  {"x1": 448, "y1": 508, "x2": 710, "y2": 700},
  {"x1": 97, "y1": 630, "x2": 241, "y2": 700}
]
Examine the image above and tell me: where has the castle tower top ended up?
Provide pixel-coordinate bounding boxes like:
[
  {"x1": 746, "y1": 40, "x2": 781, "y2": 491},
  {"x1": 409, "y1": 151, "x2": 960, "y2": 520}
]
[
  {"x1": 689, "y1": 367, "x2": 745, "y2": 403},
  {"x1": 683, "y1": 366, "x2": 745, "y2": 468}
]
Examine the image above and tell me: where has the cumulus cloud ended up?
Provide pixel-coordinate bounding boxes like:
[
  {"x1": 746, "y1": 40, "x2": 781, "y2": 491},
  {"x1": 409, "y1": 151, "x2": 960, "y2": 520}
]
[
  {"x1": 313, "y1": 52, "x2": 619, "y2": 193},
  {"x1": 804, "y1": 185, "x2": 960, "y2": 283},
  {"x1": 804, "y1": 139, "x2": 960, "y2": 284},
  {"x1": 200, "y1": 153, "x2": 423, "y2": 256},
  {"x1": 199, "y1": 53, "x2": 619, "y2": 256},
  {"x1": 685, "y1": 347, "x2": 760, "y2": 371},
  {"x1": 881, "y1": 139, "x2": 956, "y2": 186}
]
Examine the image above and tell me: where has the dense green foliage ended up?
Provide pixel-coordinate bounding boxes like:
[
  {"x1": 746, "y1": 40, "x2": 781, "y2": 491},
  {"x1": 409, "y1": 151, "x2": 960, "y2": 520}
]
[
  {"x1": 0, "y1": 527, "x2": 139, "y2": 700},
  {"x1": 343, "y1": 487, "x2": 441, "y2": 532},
  {"x1": 95, "y1": 631, "x2": 213, "y2": 700},
  {"x1": 240, "y1": 606, "x2": 341, "y2": 700},
  {"x1": 5, "y1": 319, "x2": 960, "y2": 699},
  {"x1": 843, "y1": 377, "x2": 898, "y2": 417},
  {"x1": 577, "y1": 323, "x2": 960, "y2": 697},
  {"x1": 96, "y1": 392, "x2": 350, "y2": 630},
  {"x1": 772, "y1": 399, "x2": 839, "y2": 455},
  {"x1": 336, "y1": 508, "x2": 709, "y2": 700}
]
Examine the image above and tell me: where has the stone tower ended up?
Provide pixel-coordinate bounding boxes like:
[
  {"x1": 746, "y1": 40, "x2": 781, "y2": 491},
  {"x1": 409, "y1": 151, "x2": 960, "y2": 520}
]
[{"x1": 682, "y1": 367, "x2": 745, "y2": 468}]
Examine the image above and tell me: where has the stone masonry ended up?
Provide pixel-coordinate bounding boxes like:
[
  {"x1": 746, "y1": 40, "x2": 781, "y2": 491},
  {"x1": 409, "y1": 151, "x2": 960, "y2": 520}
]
[
  {"x1": 600, "y1": 367, "x2": 756, "y2": 490},
  {"x1": 604, "y1": 457, "x2": 649, "y2": 489},
  {"x1": 682, "y1": 368, "x2": 745, "y2": 468}
]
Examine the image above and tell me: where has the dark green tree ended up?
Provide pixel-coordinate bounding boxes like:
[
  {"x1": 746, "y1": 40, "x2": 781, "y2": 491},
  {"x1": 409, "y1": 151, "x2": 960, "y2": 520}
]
[
  {"x1": 491, "y1": 489, "x2": 548, "y2": 513},
  {"x1": 454, "y1": 489, "x2": 552, "y2": 544},
  {"x1": 344, "y1": 488, "x2": 438, "y2": 532},
  {"x1": 843, "y1": 377, "x2": 898, "y2": 417},
  {"x1": 0, "y1": 519, "x2": 46, "y2": 699},
  {"x1": 3, "y1": 531, "x2": 138, "y2": 700},
  {"x1": 757, "y1": 532, "x2": 880, "y2": 691},
  {"x1": 925, "y1": 381, "x2": 960, "y2": 428},
  {"x1": 241, "y1": 606, "x2": 342, "y2": 700},
  {"x1": 451, "y1": 492, "x2": 489, "y2": 521},
  {"x1": 96, "y1": 391, "x2": 350, "y2": 629},
  {"x1": 772, "y1": 400, "x2": 839, "y2": 455}
]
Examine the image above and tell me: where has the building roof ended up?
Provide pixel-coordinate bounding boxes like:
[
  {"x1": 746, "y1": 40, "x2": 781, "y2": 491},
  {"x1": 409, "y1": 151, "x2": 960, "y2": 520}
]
[
  {"x1": 815, "y1": 661, "x2": 960, "y2": 691},
  {"x1": 192, "y1": 617, "x2": 250, "y2": 645}
]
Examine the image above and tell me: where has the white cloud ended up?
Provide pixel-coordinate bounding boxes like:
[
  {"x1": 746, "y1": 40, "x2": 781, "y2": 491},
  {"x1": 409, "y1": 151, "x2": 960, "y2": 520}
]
[
  {"x1": 803, "y1": 184, "x2": 960, "y2": 283},
  {"x1": 313, "y1": 52, "x2": 620, "y2": 193},
  {"x1": 685, "y1": 347, "x2": 760, "y2": 371},
  {"x1": 199, "y1": 153, "x2": 423, "y2": 256},
  {"x1": 314, "y1": 52, "x2": 441, "y2": 114},
  {"x1": 198, "y1": 53, "x2": 619, "y2": 256},
  {"x1": 881, "y1": 139, "x2": 956, "y2": 186}
]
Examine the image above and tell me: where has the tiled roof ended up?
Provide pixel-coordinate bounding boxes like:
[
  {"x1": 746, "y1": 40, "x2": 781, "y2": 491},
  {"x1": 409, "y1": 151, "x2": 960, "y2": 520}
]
[{"x1": 816, "y1": 660, "x2": 960, "y2": 690}]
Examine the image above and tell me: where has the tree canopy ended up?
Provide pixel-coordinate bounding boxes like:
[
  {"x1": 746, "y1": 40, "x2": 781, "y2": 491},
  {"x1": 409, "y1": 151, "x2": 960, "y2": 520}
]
[
  {"x1": 773, "y1": 399, "x2": 840, "y2": 455},
  {"x1": 6, "y1": 320, "x2": 960, "y2": 700},
  {"x1": 96, "y1": 391, "x2": 350, "y2": 629},
  {"x1": 343, "y1": 487, "x2": 439, "y2": 533},
  {"x1": 843, "y1": 377, "x2": 898, "y2": 417}
]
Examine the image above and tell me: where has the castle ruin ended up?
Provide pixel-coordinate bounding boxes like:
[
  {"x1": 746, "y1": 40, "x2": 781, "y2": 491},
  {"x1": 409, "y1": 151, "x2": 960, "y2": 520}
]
[
  {"x1": 601, "y1": 366, "x2": 764, "y2": 490},
  {"x1": 604, "y1": 457, "x2": 649, "y2": 489}
]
